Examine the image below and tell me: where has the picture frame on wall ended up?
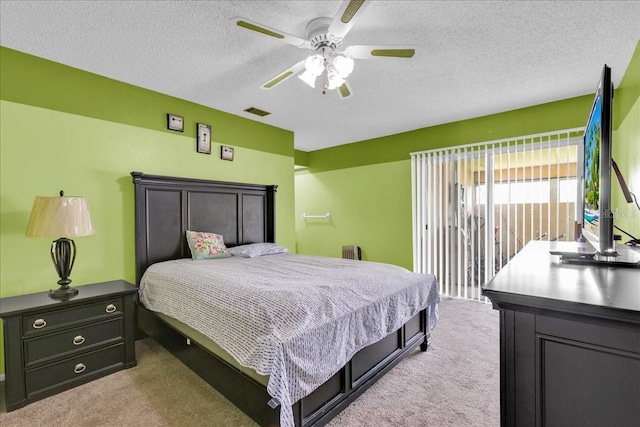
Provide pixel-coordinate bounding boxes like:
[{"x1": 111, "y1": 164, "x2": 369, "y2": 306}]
[
  {"x1": 197, "y1": 123, "x2": 211, "y2": 154},
  {"x1": 167, "y1": 114, "x2": 184, "y2": 132}
]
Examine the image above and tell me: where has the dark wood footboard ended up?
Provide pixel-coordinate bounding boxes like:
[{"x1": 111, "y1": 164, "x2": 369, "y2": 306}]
[{"x1": 137, "y1": 304, "x2": 430, "y2": 427}]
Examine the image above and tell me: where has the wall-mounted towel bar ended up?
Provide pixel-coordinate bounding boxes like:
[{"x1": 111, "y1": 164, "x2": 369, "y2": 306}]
[{"x1": 302, "y1": 213, "x2": 331, "y2": 221}]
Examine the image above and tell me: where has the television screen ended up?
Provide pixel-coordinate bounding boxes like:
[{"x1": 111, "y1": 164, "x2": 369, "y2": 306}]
[
  {"x1": 581, "y1": 65, "x2": 615, "y2": 255},
  {"x1": 582, "y1": 95, "x2": 601, "y2": 238}
]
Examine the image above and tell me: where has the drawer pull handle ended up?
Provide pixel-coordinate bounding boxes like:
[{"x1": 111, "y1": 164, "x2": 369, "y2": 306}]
[
  {"x1": 74, "y1": 363, "x2": 86, "y2": 374},
  {"x1": 73, "y1": 335, "x2": 86, "y2": 346},
  {"x1": 32, "y1": 319, "x2": 47, "y2": 329},
  {"x1": 105, "y1": 304, "x2": 117, "y2": 313}
]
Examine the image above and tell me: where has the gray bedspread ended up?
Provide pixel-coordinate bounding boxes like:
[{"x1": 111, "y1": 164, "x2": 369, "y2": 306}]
[{"x1": 139, "y1": 253, "x2": 440, "y2": 427}]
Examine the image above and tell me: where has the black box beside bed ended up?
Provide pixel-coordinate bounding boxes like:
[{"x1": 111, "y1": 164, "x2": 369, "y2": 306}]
[{"x1": 131, "y1": 172, "x2": 437, "y2": 427}]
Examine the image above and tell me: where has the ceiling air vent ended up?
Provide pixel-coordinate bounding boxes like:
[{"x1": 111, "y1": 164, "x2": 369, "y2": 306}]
[{"x1": 244, "y1": 107, "x2": 271, "y2": 117}]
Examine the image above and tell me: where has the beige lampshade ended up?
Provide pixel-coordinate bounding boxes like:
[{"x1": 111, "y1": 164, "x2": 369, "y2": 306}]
[{"x1": 25, "y1": 196, "x2": 95, "y2": 238}]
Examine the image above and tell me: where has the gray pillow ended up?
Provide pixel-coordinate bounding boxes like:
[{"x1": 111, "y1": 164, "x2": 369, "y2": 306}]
[{"x1": 227, "y1": 242, "x2": 289, "y2": 258}]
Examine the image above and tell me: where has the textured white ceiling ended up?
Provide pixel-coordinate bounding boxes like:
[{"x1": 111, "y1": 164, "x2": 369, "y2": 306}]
[{"x1": 1, "y1": 1, "x2": 639, "y2": 152}]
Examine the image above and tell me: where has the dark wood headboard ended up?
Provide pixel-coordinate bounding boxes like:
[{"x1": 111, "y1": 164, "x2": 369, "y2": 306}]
[{"x1": 131, "y1": 172, "x2": 277, "y2": 285}]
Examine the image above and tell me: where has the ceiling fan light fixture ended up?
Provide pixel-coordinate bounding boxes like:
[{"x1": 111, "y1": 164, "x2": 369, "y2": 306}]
[
  {"x1": 333, "y1": 55, "x2": 354, "y2": 78},
  {"x1": 299, "y1": 54, "x2": 325, "y2": 87},
  {"x1": 304, "y1": 54, "x2": 325, "y2": 75},
  {"x1": 298, "y1": 69, "x2": 318, "y2": 88},
  {"x1": 326, "y1": 66, "x2": 345, "y2": 90}
]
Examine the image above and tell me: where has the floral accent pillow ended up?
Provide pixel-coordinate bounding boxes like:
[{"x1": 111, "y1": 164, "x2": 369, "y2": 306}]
[{"x1": 185, "y1": 230, "x2": 231, "y2": 260}]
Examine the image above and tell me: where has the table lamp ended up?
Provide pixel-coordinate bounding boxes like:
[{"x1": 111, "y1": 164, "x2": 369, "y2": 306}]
[{"x1": 25, "y1": 191, "x2": 95, "y2": 298}]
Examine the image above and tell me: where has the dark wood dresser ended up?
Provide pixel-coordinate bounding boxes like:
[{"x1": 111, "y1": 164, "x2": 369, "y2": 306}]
[
  {"x1": 0, "y1": 280, "x2": 137, "y2": 411},
  {"x1": 482, "y1": 241, "x2": 640, "y2": 427}
]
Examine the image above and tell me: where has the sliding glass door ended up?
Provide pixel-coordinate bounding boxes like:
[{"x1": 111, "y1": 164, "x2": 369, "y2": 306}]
[{"x1": 411, "y1": 129, "x2": 581, "y2": 299}]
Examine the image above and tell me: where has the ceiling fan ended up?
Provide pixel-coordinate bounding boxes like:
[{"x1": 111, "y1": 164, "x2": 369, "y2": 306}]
[{"x1": 232, "y1": 0, "x2": 415, "y2": 99}]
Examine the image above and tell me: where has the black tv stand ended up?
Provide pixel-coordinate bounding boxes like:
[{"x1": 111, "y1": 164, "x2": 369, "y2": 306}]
[
  {"x1": 560, "y1": 243, "x2": 640, "y2": 268},
  {"x1": 483, "y1": 241, "x2": 640, "y2": 427}
]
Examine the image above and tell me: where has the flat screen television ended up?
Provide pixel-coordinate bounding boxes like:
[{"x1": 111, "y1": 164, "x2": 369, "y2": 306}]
[{"x1": 581, "y1": 64, "x2": 616, "y2": 255}]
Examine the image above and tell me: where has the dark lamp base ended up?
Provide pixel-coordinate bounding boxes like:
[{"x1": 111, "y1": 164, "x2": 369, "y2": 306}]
[
  {"x1": 49, "y1": 285, "x2": 79, "y2": 299},
  {"x1": 49, "y1": 237, "x2": 79, "y2": 299}
]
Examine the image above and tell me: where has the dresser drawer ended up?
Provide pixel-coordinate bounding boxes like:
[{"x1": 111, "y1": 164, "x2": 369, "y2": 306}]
[
  {"x1": 24, "y1": 318, "x2": 124, "y2": 366},
  {"x1": 23, "y1": 298, "x2": 122, "y2": 336},
  {"x1": 25, "y1": 343, "x2": 124, "y2": 397}
]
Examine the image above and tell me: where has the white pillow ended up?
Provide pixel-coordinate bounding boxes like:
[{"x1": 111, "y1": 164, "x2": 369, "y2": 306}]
[{"x1": 227, "y1": 242, "x2": 289, "y2": 258}]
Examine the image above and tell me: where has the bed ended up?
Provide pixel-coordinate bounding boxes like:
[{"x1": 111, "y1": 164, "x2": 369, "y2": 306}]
[{"x1": 131, "y1": 172, "x2": 439, "y2": 427}]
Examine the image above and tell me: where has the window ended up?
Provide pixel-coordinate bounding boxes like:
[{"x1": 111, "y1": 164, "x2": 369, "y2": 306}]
[{"x1": 475, "y1": 179, "x2": 577, "y2": 204}]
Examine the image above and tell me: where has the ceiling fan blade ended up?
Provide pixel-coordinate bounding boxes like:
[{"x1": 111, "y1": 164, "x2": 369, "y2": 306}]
[
  {"x1": 336, "y1": 80, "x2": 353, "y2": 99},
  {"x1": 343, "y1": 45, "x2": 416, "y2": 59},
  {"x1": 260, "y1": 60, "x2": 306, "y2": 90},
  {"x1": 327, "y1": 0, "x2": 370, "y2": 41},
  {"x1": 232, "y1": 17, "x2": 311, "y2": 49}
]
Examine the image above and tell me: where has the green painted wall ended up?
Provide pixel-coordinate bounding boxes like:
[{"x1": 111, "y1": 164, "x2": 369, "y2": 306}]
[
  {"x1": 0, "y1": 48, "x2": 295, "y2": 373},
  {"x1": 294, "y1": 149, "x2": 310, "y2": 167},
  {"x1": 612, "y1": 95, "x2": 640, "y2": 239},
  {"x1": 305, "y1": 95, "x2": 592, "y2": 173},
  {"x1": 296, "y1": 40, "x2": 640, "y2": 268},
  {"x1": 0, "y1": 47, "x2": 292, "y2": 157},
  {"x1": 614, "y1": 42, "x2": 640, "y2": 130},
  {"x1": 611, "y1": 42, "x2": 640, "y2": 239},
  {"x1": 295, "y1": 161, "x2": 411, "y2": 265}
]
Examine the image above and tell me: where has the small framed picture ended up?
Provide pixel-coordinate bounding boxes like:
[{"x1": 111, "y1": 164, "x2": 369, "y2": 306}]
[
  {"x1": 221, "y1": 145, "x2": 234, "y2": 161},
  {"x1": 197, "y1": 123, "x2": 211, "y2": 154},
  {"x1": 167, "y1": 114, "x2": 184, "y2": 132}
]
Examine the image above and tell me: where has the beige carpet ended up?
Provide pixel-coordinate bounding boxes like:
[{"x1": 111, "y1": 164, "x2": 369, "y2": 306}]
[{"x1": 0, "y1": 297, "x2": 499, "y2": 426}]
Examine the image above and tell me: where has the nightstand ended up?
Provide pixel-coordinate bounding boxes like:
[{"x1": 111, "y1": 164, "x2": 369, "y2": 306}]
[{"x1": 0, "y1": 280, "x2": 137, "y2": 411}]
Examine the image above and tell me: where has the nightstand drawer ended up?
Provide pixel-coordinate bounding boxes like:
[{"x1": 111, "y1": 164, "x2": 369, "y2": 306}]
[
  {"x1": 25, "y1": 343, "x2": 124, "y2": 397},
  {"x1": 24, "y1": 318, "x2": 124, "y2": 366},
  {"x1": 23, "y1": 298, "x2": 122, "y2": 335}
]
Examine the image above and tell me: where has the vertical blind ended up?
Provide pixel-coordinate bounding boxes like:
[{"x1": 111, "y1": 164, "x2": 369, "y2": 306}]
[{"x1": 411, "y1": 128, "x2": 582, "y2": 300}]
